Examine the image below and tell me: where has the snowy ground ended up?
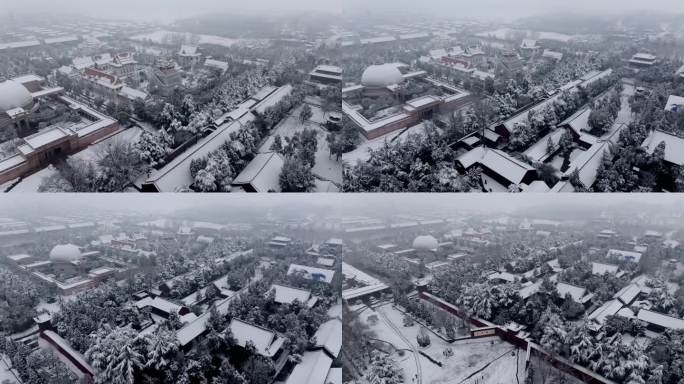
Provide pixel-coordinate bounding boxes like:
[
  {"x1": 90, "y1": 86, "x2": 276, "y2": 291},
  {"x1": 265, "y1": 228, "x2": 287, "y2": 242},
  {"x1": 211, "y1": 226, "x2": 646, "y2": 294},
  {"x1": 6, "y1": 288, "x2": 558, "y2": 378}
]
[
  {"x1": 71, "y1": 127, "x2": 144, "y2": 163},
  {"x1": 129, "y1": 30, "x2": 262, "y2": 48},
  {"x1": 258, "y1": 104, "x2": 342, "y2": 187},
  {"x1": 0, "y1": 355, "x2": 20, "y2": 384},
  {"x1": 527, "y1": 355, "x2": 584, "y2": 384},
  {"x1": 8, "y1": 165, "x2": 58, "y2": 193},
  {"x1": 361, "y1": 303, "x2": 526, "y2": 384}
]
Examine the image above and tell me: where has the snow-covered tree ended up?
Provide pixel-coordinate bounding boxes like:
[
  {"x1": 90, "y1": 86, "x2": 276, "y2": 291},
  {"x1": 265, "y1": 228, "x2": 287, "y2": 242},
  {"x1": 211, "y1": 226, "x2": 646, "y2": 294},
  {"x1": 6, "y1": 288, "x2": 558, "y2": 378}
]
[
  {"x1": 360, "y1": 351, "x2": 403, "y2": 384},
  {"x1": 86, "y1": 326, "x2": 145, "y2": 384},
  {"x1": 146, "y1": 326, "x2": 178, "y2": 371}
]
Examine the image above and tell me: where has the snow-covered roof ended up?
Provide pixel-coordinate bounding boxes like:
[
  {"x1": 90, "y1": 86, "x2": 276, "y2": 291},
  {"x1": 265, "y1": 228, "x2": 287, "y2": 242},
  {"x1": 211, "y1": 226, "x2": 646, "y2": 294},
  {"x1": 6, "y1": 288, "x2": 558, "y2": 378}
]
[
  {"x1": 285, "y1": 350, "x2": 333, "y2": 384},
  {"x1": 317, "y1": 257, "x2": 335, "y2": 267},
  {"x1": 287, "y1": 264, "x2": 335, "y2": 283},
  {"x1": 252, "y1": 84, "x2": 293, "y2": 115},
  {"x1": 519, "y1": 280, "x2": 542, "y2": 299},
  {"x1": 457, "y1": 147, "x2": 535, "y2": 185},
  {"x1": 637, "y1": 309, "x2": 684, "y2": 330},
  {"x1": 342, "y1": 283, "x2": 389, "y2": 301},
  {"x1": 613, "y1": 283, "x2": 641, "y2": 305},
  {"x1": 487, "y1": 271, "x2": 516, "y2": 283},
  {"x1": 632, "y1": 53, "x2": 656, "y2": 61},
  {"x1": 231, "y1": 152, "x2": 284, "y2": 193},
  {"x1": 664, "y1": 95, "x2": 684, "y2": 112},
  {"x1": 562, "y1": 131, "x2": 621, "y2": 189},
  {"x1": 135, "y1": 296, "x2": 185, "y2": 316},
  {"x1": 523, "y1": 128, "x2": 566, "y2": 162},
  {"x1": 269, "y1": 284, "x2": 311, "y2": 305},
  {"x1": 42, "y1": 330, "x2": 95, "y2": 376},
  {"x1": 144, "y1": 99, "x2": 255, "y2": 192},
  {"x1": 592, "y1": 262, "x2": 619, "y2": 276},
  {"x1": 556, "y1": 282, "x2": 587, "y2": 302},
  {"x1": 313, "y1": 318, "x2": 342, "y2": 358},
  {"x1": 588, "y1": 299, "x2": 623, "y2": 327},
  {"x1": 229, "y1": 318, "x2": 285, "y2": 357},
  {"x1": 118, "y1": 86, "x2": 148, "y2": 101},
  {"x1": 607, "y1": 249, "x2": 642, "y2": 263},
  {"x1": 7, "y1": 254, "x2": 31, "y2": 262},
  {"x1": 641, "y1": 130, "x2": 684, "y2": 166},
  {"x1": 542, "y1": 49, "x2": 563, "y2": 61},
  {"x1": 325, "y1": 367, "x2": 342, "y2": 384},
  {"x1": 204, "y1": 59, "x2": 229, "y2": 72}
]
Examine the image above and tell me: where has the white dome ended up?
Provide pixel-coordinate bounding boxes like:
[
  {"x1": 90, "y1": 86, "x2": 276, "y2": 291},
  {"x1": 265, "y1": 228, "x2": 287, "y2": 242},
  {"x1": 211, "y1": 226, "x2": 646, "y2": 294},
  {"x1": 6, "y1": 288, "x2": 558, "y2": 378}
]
[
  {"x1": 49, "y1": 244, "x2": 82, "y2": 262},
  {"x1": 0, "y1": 80, "x2": 33, "y2": 112},
  {"x1": 361, "y1": 64, "x2": 404, "y2": 88},
  {"x1": 413, "y1": 235, "x2": 439, "y2": 251}
]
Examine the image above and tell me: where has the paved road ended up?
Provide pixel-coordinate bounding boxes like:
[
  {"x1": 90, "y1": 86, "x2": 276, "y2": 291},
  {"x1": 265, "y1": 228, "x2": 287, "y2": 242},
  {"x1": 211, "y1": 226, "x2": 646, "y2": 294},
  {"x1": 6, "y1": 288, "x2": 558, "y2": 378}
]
[{"x1": 378, "y1": 305, "x2": 423, "y2": 384}]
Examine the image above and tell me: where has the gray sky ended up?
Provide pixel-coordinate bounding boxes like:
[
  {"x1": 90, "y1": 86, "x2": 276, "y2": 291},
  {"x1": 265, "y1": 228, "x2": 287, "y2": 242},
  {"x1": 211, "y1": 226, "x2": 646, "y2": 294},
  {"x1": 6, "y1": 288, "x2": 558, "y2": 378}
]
[
  {"x1": 3, "y1": 0, "x2": 343, "y2": 21},
  {"x1": 344, "y1": 0, "x2": 684, "y2": 20},
  {"x1": 0, "y1": 194, "x2": 681, "y2": 217}
]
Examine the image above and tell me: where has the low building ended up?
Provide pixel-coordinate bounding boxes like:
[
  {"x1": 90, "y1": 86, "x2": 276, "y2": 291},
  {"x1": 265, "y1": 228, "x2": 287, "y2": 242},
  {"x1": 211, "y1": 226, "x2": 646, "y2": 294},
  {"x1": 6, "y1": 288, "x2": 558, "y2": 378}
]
[
  {"x1": 607, "y1": 249, "x2": 642, "y2": 263},
  {"x1": 456, "y1": 147, "x2": 537, "y2": 192},
  {"x1": 230, "y1": 152, "x2": 284, "y2": 193},
  {"x1": 309, "y1": 65, "x2": 342, "y2": 85},
  {"x1": 664, "y1": 95, "x2": 684, "y2": 112},
  {"x1": 269, "y1": 284, "x2": 318, "y2": 307},
  {"x1": 556, "y1": 282, "x2": 593, "y2": 305},
  {"x1": 204, "y1": 58, "x2": 229, "y2": 74},
  {"x1": 641, "y1": 130, "x2": 684, "y2": 167},
  {"x1": 592, "y1": 262, "x2": 619, "y2": 276},
  {"x1": 542, "y1": 49, "x2": 563, "y2": 62},
  {"x1": 287, "y1": 264, "x2": 335, "y2": 284},
  {"x1": 637, "y1": 309, "x2": 684, "y2": 332},
  {"x1": 39, "y1": 330, "x2": 95, "y2": 381}
]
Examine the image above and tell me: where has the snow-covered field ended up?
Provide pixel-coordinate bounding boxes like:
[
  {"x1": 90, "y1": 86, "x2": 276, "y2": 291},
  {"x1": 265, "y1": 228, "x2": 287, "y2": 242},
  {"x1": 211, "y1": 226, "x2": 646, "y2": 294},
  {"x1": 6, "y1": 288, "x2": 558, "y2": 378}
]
[
  {"x1": 130, "y1": 30, "x2": 254, "y2": 48},
  {"x1": 0, "y1": 355, "x2": 20, "y2": 384},
  {"x1": 361, "y1": 303, "x2": 526, "y2": 384},
  {"x1": 8, "y1": 165, "x2": 58, "y2": 193},
  {"x1": 476, "y1": 28, "x2": 579, "y2": 42}
]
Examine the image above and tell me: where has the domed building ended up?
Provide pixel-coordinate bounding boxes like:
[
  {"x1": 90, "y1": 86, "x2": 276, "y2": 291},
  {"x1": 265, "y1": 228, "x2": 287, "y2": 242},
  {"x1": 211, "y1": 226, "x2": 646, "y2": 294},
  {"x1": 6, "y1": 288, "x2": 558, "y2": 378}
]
[
  {"x1": 49, "y1": 244, "x2": 83, "y2": 263},
  {"x1": 0, "y1": 80, "x2": 34, "y2": 112},
  {"x1": 361, "y1": 64, "x2": 404, "y2": 88},
  {"x1": 0, "y1": 80, "x2": 35, "y2": 131},
  {"x1": 412, "y1": 235, "x2": 439, "y2": 252}
]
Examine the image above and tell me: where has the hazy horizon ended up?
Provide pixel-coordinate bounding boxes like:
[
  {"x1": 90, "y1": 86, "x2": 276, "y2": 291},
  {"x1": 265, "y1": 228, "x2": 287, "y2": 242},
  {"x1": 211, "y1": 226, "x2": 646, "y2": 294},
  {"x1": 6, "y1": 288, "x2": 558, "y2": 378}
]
[
  {"x1": 1, "y1": 0, "x2": 343, "y2": 22},
  {"x1": 343, "y1": 0, "x2": 684, "y2": 21},
  {"x1": 0, "y1": 194, "x2": 681, "y2": 218}
]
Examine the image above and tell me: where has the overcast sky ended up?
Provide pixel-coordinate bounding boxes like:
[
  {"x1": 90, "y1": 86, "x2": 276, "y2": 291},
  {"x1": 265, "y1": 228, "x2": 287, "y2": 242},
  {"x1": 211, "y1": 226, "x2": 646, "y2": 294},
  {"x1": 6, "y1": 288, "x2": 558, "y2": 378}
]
[
  {"x1": 344, "y1": 0, "x2": 684, "y2": 20},
  {"x1": 0, "y1": 194, "x2": 681, "y2": 217},
  {"x1": 3, "y1": 0, "x2": 343, "y2": 21}
]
